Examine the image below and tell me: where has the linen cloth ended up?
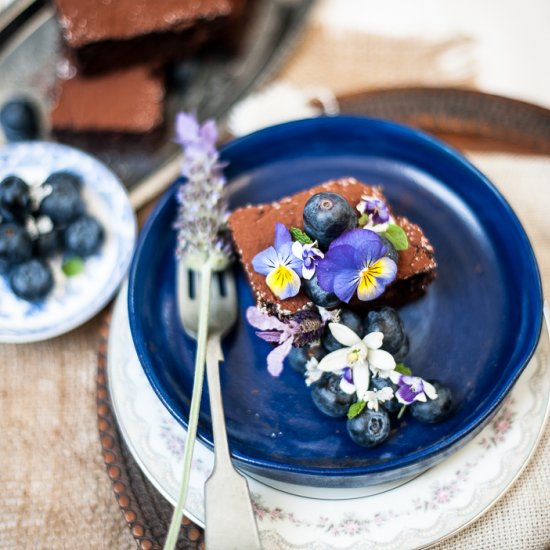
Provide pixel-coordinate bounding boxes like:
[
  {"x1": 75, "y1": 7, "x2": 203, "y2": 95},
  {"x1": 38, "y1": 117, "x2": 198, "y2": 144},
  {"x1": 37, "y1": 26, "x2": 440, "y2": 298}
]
[{"x1": 1, "y1": 0, "x2": 550, "y2": 548}]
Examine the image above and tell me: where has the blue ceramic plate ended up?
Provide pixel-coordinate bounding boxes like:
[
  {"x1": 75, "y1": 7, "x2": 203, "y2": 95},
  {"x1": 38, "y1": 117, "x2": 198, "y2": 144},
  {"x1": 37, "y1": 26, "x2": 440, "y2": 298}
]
[{"x1": 128, "y1": 117, "x2": 542, "y2": 487}]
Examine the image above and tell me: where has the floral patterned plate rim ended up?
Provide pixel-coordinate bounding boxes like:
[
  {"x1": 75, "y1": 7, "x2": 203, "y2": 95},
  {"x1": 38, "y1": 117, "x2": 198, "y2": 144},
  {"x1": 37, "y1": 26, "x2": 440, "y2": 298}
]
[
  {"x1": 0, "y1": 141, "x2": 136, "y2": 343},
  {"x1": 108, "y1": 285, "x2": 550, "y2": 550}
]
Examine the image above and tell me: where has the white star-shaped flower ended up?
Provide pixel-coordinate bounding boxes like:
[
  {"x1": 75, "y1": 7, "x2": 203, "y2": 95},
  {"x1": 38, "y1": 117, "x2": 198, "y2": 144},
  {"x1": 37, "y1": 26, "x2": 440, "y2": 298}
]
[
  {"x1": 364, "y1": 386, "x2": 395, "y2": 411},
  {"x1": 317, "y1": 323, "x2": 396, "y2": 400}
]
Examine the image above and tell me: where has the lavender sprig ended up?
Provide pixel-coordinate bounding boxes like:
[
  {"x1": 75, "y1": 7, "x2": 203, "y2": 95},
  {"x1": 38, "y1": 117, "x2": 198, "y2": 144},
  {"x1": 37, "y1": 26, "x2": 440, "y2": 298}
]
[
  {"x1": 166, "y1": 113, "x2": 232, "y2": 550},
  {"x1": 173, "y1": 112, "x2": 232, "y2": 270}
]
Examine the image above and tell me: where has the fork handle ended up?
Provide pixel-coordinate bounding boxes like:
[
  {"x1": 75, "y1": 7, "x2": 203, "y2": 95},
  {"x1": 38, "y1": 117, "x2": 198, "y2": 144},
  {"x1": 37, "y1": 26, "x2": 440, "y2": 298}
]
[{"x1": 204, "y1": 335, "x2": 262, "y2": 550}]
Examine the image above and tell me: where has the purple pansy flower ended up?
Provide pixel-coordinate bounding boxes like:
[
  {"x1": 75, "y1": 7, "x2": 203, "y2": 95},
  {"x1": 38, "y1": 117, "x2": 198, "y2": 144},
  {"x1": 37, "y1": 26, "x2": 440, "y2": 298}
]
[
  {"x1": 252, "y1": 224, "x2": 304, "y2": 300},
  {"x1": 291, "y1": 240, "x2": 324, "y2": 279},
  {"x1": 392, "y1": 375, "x2": 438, "y2": 405},
  {"x1": 357, "y1": 196, "x2": 390, "y2": 225},
  {"x1": 316, "y1": 229, "x2": 397, "y2": 303}
]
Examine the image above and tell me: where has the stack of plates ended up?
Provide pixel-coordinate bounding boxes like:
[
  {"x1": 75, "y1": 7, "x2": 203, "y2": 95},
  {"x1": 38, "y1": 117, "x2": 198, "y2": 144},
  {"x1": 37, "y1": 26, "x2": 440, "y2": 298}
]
[
  {"x1": 110, "y1": 289, "x2": 549, "y2": 548},
  {"x1": 111, "y1": 118, "x2": 548, "y2": 548}
]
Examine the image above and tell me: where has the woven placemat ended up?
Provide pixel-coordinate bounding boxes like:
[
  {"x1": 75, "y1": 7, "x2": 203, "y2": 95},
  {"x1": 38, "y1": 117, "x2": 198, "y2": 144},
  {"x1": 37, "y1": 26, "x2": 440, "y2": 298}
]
[
  {"x1": 97, "y1": 314, "x2": 204, "y2": 550},
  {"x1": 97, "y1": 88, "x2": 550, "y2": 550}
]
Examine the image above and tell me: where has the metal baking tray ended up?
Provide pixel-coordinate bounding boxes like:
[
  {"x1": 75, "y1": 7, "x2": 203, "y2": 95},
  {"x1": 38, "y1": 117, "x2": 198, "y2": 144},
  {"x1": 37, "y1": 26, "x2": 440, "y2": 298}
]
[{"x1": 0, "y1": 0, "x2": 314, "y2": 206}]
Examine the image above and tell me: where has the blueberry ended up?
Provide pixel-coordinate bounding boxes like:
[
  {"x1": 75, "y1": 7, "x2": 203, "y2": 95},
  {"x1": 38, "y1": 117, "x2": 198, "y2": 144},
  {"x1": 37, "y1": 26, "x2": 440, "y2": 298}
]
[
  {"x1": 411, "y1": 380, "x2": 453, "y2": 423},
  {"x1": 303, "y1": 192, "x2": 357, "y2": 249},
  {"x1": 303, "y1": 273, "x2": 342, "y2": 309},
  {"x1": 347, "y1": 408, "x2": 391, "y2": 447},
  {"x1": 323, "y1": 309, "x2": 363, "y2": 352},
  {"x1": 0, "y1": 176, "x2": 31, "y2": 222},
  {"x1": 380, "y1": 235, "x2": 398, "y2": 264},
  {"x1": 0, "y1": 223, "x2": 33, "y2": 265},
  {"x1": 370, "y1": 376, "x2": 401, "y2": 414},
  {"x1": 0, "y1": 97, "x2": 40, "y2": 142},
  {"x1": 392, "y1": 334, "x2": 410, "y2": 362},
  {"x1": 39, "y1": 175, "x2": 84, "y2": 224},
  {"x1": 311, "y1": 373, "x2": 355, "y2": 418},
  {"x1": 64, "y1": 215, "x2": 103, "y2": 257},
  {"x1": 365, "y1": 307, "x2": 406, "y2": 355},
  {"x1": 43, "y1": 170, "x2": 83, "y2": 191},
  {"x1": 287, "y1": 342, "x2": 326, "y2": 374},
  {"x1": 9, "y1": 259, "x2": 53, "y2": 300}
]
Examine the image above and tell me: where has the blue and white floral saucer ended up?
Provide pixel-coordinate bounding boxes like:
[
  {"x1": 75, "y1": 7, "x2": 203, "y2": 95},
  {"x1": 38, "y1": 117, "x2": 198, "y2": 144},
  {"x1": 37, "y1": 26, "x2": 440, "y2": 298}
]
[
  {"x1": 0, "y1": 142, "x2": 136, "y2": 343},
  {"x1": 108, "y1": 285, "x2": 550, "y2": 549}
]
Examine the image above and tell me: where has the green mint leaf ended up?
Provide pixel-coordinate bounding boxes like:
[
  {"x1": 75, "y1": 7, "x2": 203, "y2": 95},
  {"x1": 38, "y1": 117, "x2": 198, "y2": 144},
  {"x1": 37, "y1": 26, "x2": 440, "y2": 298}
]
[
  {"x1": 347, "y1": 400, "x2": 366, "y2": 419},
  {"x1": 358, "y1": 213, "x2": 370, "y2": 227},
  {"x1": 394, "y1": 363, "x2": 412, "y2": 376},
  {"x1": 382, "y1": 223, "x2": 409, "y2": 251},
  {"x1": 62, "y1": 257, "x2": 84, "y2": 277},
  {"x1": 290, "y1": 227, "x2": 313, "y2": 244}
]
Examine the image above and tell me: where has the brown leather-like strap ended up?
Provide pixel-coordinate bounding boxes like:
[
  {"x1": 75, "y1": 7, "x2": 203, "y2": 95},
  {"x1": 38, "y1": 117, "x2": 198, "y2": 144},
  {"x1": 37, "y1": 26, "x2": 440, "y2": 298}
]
[{"x1": 337, "y1": 87, "x2": 550, "y2": 154}]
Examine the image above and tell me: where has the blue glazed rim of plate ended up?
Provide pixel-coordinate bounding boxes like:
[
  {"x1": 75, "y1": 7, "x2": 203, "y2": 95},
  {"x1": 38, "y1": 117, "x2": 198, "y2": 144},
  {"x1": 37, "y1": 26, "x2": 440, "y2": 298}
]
[{"x1": 128, "y1": 116, "x2": 543, "y2": 484}]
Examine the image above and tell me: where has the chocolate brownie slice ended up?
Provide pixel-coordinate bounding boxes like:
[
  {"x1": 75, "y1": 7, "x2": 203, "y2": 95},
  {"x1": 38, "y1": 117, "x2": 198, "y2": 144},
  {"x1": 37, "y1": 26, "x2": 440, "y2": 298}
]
[
  {"x1": 50, "y1": 63, "x2": 165, "y2": 135},
  {"x1": 228, "y1": 178, "x2": 436, "y2": 315},
  {"x1": 54, "y1": 0, "x2": 244, "y2": 74}
]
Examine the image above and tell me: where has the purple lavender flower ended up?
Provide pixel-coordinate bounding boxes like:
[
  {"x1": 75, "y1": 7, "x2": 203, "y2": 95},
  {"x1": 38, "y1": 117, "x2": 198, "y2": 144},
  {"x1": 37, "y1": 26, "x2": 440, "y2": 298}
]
[
  {"x1": 291, "y1": 240, "x2": 324, "y2": 279},
  {"x1": 394, "y1": 375, "x2": 438, "y2": 405},
  {"x1": 252, "y1": 224, "x2": 303, "y2": 300},
  {"x1": 316, "y1": 229, "x2": 397, "y2": 303},
  {"x1": 173, "y1": 112, "x2": 231, "y2": 267},
  {"x1": 357, "y1": 196, "x2": 390, "y2": 226},
  {"x1": 175, "y1": 112, "x2": 218, "y2": 156}
]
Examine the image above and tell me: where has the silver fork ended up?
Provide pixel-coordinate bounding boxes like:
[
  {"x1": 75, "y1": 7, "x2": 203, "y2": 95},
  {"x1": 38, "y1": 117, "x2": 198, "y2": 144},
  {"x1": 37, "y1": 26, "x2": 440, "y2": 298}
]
[{"x1": 173, "y1": 261, "x2": 261, "y2": 550}]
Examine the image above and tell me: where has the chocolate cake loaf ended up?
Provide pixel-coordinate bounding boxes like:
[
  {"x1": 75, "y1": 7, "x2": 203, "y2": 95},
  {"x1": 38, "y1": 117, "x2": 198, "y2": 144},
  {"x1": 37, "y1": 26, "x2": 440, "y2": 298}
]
[
  {"x1": 228, "y1": 178, "x2": 436, "y2": 315},
  {"x1": 54, "y1": 0, "x2": 245, "y2": 74},
  {"x1": 50, "y1": 64, "x2": 165, "y2": 135}
]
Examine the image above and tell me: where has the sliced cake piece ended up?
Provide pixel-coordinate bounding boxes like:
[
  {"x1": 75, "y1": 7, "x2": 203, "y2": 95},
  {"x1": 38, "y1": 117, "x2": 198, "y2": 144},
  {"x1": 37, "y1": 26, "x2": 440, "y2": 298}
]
[
  {"x1": 50, "y1": 63, "x2": 165, "y2": 137},
  {"x1": 228, "y1": 177, "x2": 436, "y2": 315},
  {"x1": 54, "y1": 0, "x2": 244, "y2": 74}
]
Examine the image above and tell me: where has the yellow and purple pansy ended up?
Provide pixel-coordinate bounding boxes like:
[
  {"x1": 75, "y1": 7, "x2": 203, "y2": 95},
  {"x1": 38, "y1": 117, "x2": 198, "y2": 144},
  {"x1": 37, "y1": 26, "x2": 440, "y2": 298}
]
[
  {"x1": 252, "y1": 223, "x2": 304, "y2": 300},
  {"x1": 316, "y1": 229, "x2": 397, "y2": 302}
]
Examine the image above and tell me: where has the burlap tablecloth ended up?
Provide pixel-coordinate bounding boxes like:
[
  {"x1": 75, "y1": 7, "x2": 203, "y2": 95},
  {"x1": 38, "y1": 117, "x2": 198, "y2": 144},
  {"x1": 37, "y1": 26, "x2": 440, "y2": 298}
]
[
  {"x1": 0, "y1": 154, "x2": 548, "y2": 550},
  {"x1": 1, "y1": 1, "x2": 550, "y2": 548}
]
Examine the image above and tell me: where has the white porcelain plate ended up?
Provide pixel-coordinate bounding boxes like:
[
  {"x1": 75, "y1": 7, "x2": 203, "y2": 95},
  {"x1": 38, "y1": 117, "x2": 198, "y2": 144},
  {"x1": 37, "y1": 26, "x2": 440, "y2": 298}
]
[
  {"x1": 107, "y1": 285, "x2": 550, "y2": 549},
  {"x1": 0, "y1": 141, "x2": 136, "y2": 343}
]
